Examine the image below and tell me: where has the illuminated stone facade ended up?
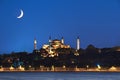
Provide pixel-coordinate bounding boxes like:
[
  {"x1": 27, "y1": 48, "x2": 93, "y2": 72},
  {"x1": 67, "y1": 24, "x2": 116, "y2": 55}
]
[{"x1": 42, "y1": 38, "x2": 70, "y2": 57}]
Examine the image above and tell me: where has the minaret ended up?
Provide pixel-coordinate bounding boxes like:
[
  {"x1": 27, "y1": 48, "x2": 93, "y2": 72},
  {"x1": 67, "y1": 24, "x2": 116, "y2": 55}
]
[
  {"x1": 61, "y1": 37, "x2": 64, "y2": 44},
  {"x1": 49, "y1": 36, "x2": 52, "y2": 53},
  {"x1": 77, "y1": 37, "x2": 80, "y2": 50},
  {"x1": 49, "y1": 36, "x2": 52, "y2": 44},
  {"x1": 34, "y1": 38, "x2": 37, "y2": 50}
]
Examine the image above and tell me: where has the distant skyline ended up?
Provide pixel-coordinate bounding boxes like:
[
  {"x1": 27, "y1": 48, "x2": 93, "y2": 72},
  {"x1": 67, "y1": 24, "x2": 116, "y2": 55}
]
[{"x1": 0, "y1": 0, "x2": 120, "y2": 53}]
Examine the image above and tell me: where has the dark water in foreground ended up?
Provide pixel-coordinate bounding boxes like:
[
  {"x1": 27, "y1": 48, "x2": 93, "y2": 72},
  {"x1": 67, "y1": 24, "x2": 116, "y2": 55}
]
[{"x1": 0, "y1": 72, "x2": 120, "y2": 80}]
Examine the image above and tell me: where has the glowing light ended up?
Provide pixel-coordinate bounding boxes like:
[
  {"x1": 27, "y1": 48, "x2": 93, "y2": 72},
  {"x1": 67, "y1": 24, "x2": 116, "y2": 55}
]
[
  {"x1": 34, "y1": 40, "x2": 37, "y2": 44},
  {"x1": 63, "y1": 65, "x2": 66, "y2": 68},
  {"x1": 51, "y1": 65, "x2": 54, "y2": 71},
  {"x1": 109, "y1": 66, "x2": 117, "y2": 71},
  {"x1": 86, "y1": 65, "x2": 89, "y2": 68},
  {"x1": 97, "y1": 64, "x2": 101, "y2": 69},
  {"x1": 10, "y1": 66, "x2": 14, "y2": 70},
  {"x1": 19, "y1": 65, "x2": 25, "y2": 71}
]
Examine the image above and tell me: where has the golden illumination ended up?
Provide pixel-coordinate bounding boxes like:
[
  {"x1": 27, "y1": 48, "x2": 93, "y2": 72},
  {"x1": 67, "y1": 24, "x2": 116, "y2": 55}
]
[
  {"x1": 51, "y1": 65, "x2": 54, "y2": 71},
  {"x1": 97, "y1": 64, "x2": 101, "y2": 69},
  {"x1": 42, "y1": 39, "x2": 70, "y2": 57},
  {"x1": 109, "y1": 66, "x2": 117, "y2": 71},
  {"x1": 10, "y1": 66, "x2": 14, "y2": 70},
  {"x1": 19, "y1": 65, "x2": 25, "y2": 71},
  {"x1": 63, "y1": 65, "x2": 66, "y2": 69}
]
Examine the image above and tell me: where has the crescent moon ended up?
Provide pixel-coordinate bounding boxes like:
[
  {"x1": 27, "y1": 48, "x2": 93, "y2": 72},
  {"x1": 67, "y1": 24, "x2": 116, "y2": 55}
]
[{"x1": 17, "y1": 9, "x2": 24, "y2": 18}]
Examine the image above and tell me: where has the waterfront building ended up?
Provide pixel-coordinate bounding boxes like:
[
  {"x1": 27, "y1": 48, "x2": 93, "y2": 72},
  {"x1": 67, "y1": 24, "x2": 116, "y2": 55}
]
[
  {"x1": 33, "y1": 36, "x2": 81, "y2": 57},
  {"x1": 42, "y1": 37, "x2": 70, "y2": 57}
]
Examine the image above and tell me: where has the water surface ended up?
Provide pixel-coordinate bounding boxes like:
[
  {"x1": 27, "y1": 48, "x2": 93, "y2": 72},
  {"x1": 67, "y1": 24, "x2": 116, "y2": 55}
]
[{"x1": 0, "y1": 72, "x2": 120, "y2": 80}]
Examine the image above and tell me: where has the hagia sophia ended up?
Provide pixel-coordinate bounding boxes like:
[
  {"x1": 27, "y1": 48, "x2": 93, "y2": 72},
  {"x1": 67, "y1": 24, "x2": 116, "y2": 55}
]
[
  {"x1": 33, "y1": 37, "x2": 80, "y2": 57},
  {"x1": 1, "y1": 37, "x2": 120, "y2": 72}
]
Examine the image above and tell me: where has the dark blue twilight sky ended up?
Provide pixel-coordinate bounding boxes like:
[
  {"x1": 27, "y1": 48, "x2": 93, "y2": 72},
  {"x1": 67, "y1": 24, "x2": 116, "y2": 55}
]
[{"x1": 0, "y1": 0, "x2": 120, "y2": 53}]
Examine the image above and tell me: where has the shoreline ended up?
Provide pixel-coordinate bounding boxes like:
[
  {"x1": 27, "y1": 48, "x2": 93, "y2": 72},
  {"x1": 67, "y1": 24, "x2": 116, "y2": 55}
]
[
  {"x1": 0, "y1": 66, "x2": 120, "y2": 72},
  {"x1": 0, "y1": 70, "x2": 120, "y2": 73}
]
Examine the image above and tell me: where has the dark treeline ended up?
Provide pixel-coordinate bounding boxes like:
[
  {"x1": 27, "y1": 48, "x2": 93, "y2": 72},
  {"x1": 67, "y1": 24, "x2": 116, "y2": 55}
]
[{"x1": 1, "y1": 44, "x2": 120, "y2": 70}]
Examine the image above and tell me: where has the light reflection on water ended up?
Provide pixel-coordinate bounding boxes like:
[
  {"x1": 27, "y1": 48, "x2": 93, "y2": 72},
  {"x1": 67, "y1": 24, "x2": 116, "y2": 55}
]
[{"x1": 0, "y1": 72, "x2": 120, "y2": 80}]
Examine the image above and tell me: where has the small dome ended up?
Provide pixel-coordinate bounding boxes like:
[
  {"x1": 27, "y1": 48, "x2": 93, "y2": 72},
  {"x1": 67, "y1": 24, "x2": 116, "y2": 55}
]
[{"x1": 52, "y1": 39, "x2": 60, "y2": 42}]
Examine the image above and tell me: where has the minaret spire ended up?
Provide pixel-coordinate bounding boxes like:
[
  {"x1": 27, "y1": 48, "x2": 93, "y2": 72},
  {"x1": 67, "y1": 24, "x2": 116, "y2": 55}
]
[
  {"x1": 49, "y1": 36, "x2": 52, "y2": 43},
  {"x1": 77, "y1": 36, "x2": 80, "y2": 50},
  {"x1": 49, "y1": 36, "x2": 52, "y2": 53},
  {"x1": 61, "y1": 37, "x2": 64, "y2": 44},
  {"x1": 34, "y1": 38, "x2": 37, "y2": 50}
]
